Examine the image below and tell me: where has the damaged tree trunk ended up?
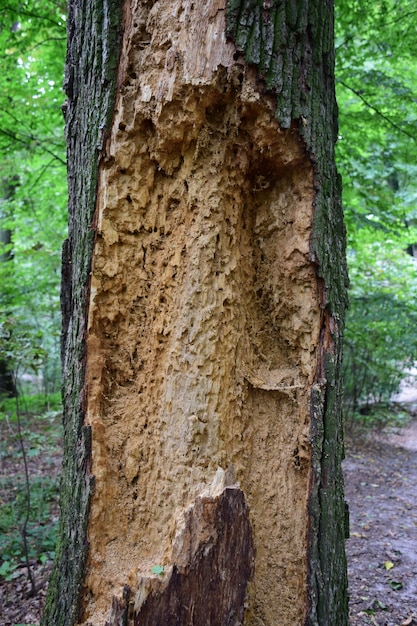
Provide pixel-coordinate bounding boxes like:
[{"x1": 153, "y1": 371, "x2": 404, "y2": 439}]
[{"x1": 43, "y1": 1, "x2": 349, "y2": 625}]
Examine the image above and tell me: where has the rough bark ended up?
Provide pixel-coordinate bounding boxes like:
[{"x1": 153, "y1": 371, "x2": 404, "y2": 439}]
[
  {"x1": 43, "y1": 1, "x2": 348, "y2": 625},
  {"x1": 42, "y1": 1, "x2": 123, "y2": 624}
]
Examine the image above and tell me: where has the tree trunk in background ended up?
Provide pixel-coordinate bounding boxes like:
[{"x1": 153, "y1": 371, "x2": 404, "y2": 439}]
[
  {"x1": 43, "y1": 1, "x2": 349, "y2": 625},
  {"x1": 0, "y1": 177, "x2": 19, "y2": 397},
  {"x1": 0, "y1": 223, "x2": 15, "y2": 396}
]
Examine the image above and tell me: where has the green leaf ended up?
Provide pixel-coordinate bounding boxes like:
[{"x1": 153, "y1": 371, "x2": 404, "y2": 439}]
[
  {"x1": 389, "y1": 580, "x2": 403, "y2": 591},
  {"x1": 0, "y1": 559, "x2": 18, "y2": 580}
]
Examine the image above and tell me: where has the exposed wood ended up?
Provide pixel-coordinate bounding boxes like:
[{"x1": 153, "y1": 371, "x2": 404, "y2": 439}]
[
  {"x1": 133, "y1": 480, "x2": 254, "y2": 626},
  {"x1": 43, "y1": 1, "x2": 348, "y2": 625}
]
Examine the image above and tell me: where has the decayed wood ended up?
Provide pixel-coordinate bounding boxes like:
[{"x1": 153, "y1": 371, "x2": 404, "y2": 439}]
[
  {"x1": 43, "y1": 1, "x2": 348, "y2": 625},
  {"x1": 133, "y1": 484, "x2": 254, "y2": 625}
]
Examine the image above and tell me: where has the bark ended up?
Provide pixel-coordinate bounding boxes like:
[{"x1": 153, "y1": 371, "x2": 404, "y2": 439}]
[
  {"x1": 42, "y1": 1, "x2": 123, "y2": 624},
  {"x1": 43, "y1": 1, "x2": 348, "y2": 625},
  {"x1": 0, "y1": 225, "x2": 16, "y2": 398},
  {"x1": 0, "y1": 177, "x2": 19, "y2": 398}
]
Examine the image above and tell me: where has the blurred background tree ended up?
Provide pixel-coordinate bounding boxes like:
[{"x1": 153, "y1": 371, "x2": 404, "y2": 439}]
[{"x1": 336, "y1": 0, "x2": 417, "y2": 421}]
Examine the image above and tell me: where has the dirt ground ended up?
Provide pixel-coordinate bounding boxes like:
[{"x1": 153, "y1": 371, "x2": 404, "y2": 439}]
[
  {"x1": 1, "y1": 417, "x2": 417, "y2": 625},
  {"x1": 344, "y1": 416, "x2": 417, "y2": 626}
]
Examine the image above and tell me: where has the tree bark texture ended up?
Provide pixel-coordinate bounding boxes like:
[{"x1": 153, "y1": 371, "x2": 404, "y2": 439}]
[{"x1": 43, "y1": 1, "x2": 348, "y2": 625}]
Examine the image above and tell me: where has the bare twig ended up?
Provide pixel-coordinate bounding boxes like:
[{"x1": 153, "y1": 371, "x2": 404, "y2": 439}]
[
  {"x1": 338, "y1": 79, "x2": 417, "y2": 142},
  {"x1": 13, "y1": 374, "x2": 37, "y2": 597}
]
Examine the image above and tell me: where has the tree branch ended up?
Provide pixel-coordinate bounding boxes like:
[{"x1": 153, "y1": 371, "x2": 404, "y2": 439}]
[
  {"x1": 0, "y1": 127, "x2": 66, "y2": 166},
  {"x1": 338, "y1": 79, "x2": 417, "y2": 142},
  {"x1": 0, "y1": 6, "x2": 66, "y2": 30}
]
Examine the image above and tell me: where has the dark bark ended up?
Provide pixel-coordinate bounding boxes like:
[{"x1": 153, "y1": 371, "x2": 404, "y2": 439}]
[
  {"x1": 134, "y1": 488, "x2": 254, "y2": 626},
  {"x1": 0, "y1": 177, "x2": 19, "y2": 398},
  {"x1": 42, "y1": 1, "x2": 123, "y2": 624},
  {"x1": 226, "y1": 1, "x2": 349, "y2": 623},
  {"x1": 0, "y1": 358, "x2": 16, "y2": 397},
  {"x1": 226, "y1": 0, "x2": 348, "y2": 310}
]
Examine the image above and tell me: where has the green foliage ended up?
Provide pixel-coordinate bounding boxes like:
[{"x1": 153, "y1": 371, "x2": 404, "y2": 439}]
[
  {"x1": 0, "y1": 1, "x2": 67, "y2": 395},
  {"x1": 336, "y1": 0, "x2": 417, "y2": 417},
  {"x1": 344, "y1": 236, "x2": 417, "y2": 411},
  {"x1": 0, "y1": 395, "x2": 62, "y2": 580},
  {"x1": 0, "y1": 391, "x2": 62, "y2": 420},
  {"x1": 0, "y1": 476, "x2": 59, "y2": 577},
  {"x1": 345, "y1": 402, "x2": 411, "y2": 431}
]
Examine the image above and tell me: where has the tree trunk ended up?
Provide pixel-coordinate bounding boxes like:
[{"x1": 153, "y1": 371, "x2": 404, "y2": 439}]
[
  {"x1": 0, "y1": 177, "x2": 19, "y2": 398},
  {"x1": 43, "y1": 1, "x2": 349, "y2": 625},
  {"x1": 0, "y1": 221, "x2": 16, "y2": 397}
]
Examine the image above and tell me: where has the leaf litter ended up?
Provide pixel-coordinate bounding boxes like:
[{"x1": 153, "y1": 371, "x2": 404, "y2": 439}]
[
  {"x1": 2, "y1": 414, "x2": 417, "y2": 624},
  {"x1": 344, "y1": 414, "x2": 417, "y2": 625}
]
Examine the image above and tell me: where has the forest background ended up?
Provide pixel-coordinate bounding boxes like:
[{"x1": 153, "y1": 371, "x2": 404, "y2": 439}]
[{"x1": 0, "y1": 0, "x2": 417, "y2": 585}]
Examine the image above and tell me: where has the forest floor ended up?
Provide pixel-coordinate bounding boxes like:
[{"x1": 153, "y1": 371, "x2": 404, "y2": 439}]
[
  {"x1": 1, "y1": 410, "x2": 417, "y2": 625},
  {"x1": 345, "y1": 413, "x2": 417, "y2": 626}
]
